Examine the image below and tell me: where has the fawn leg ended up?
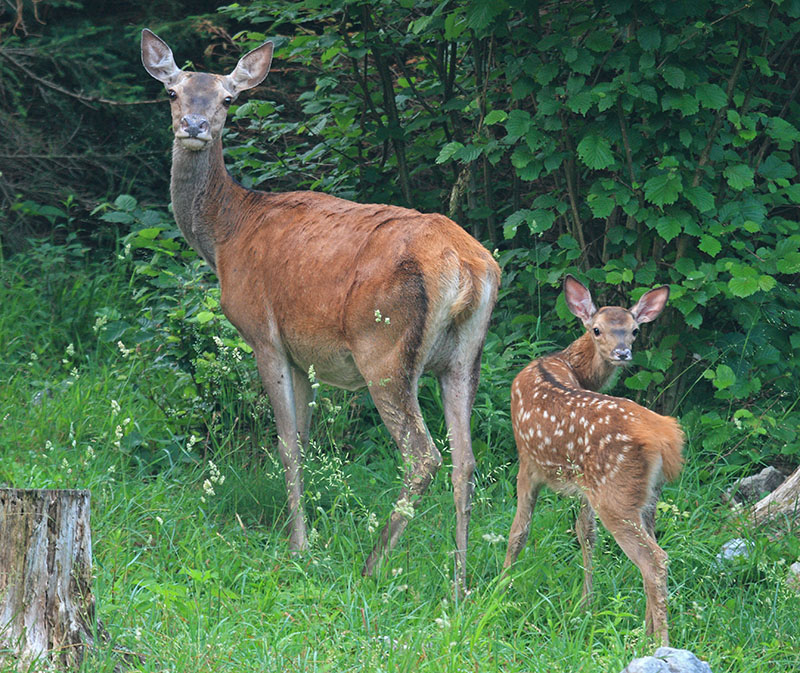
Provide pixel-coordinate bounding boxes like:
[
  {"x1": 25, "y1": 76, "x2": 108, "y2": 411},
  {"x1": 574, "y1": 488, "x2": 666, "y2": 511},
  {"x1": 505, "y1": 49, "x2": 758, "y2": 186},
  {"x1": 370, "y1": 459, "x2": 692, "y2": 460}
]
[
  {"x1": 595, "y1": 507, "x2": 670, "y2": 645},
  {"x1": 504, "y1": 463, "x2": 542, "y2": 569},
  {"x1": 576, "y1": 500, "x2": 597, "y2": 609}
]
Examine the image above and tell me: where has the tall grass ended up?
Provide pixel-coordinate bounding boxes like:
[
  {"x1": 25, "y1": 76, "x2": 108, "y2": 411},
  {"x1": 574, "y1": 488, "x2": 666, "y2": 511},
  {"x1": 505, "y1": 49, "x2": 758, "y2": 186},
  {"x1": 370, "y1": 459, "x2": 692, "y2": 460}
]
[{"x1": 1, "y1": 244, "x2": 798, "y2": 672}]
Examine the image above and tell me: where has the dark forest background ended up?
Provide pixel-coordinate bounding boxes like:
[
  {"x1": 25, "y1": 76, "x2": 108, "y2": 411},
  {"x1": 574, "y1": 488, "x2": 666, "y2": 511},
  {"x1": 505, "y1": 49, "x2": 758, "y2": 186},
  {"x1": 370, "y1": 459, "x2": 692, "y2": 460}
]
[{"x1": 1, "y1": 0, "x2": 799, "y2": 471}]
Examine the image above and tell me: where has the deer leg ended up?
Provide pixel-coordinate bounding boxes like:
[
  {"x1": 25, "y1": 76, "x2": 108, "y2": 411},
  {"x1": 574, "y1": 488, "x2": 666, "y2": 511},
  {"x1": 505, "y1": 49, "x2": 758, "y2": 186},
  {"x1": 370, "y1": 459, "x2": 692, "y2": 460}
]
[
  {"x1": 255, "y1": 349, "x2": 308, "y2": 551},
  {"x1": 438, "y1": 356, "x2": 481, "y2": 594},
  {"x1": 291, "y1": 366, "x2": 315, "y2": 452},
  {"x1": 595, "y1": 507, "x2": 670, "y2": 646},
  {"x1": 576, "y1": 499, "x2": 597, "y2": 609},
  {"x1": 503, "y1": 464, "x2": 542, "y2": 569},
  {"x1": 361, "y1": 376, "x2": 442, "y2": 577}
]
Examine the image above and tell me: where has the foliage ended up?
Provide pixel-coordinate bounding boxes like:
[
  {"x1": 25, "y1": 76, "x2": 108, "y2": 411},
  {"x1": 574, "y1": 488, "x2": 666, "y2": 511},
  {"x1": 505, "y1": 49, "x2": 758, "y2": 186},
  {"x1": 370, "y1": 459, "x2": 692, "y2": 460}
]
[
  {"x1": 213, "y1": 0, "x2": 800, "y2": 467},
  {"x1": 2, "y1": 244, "x2": 800, "y2": 671}
]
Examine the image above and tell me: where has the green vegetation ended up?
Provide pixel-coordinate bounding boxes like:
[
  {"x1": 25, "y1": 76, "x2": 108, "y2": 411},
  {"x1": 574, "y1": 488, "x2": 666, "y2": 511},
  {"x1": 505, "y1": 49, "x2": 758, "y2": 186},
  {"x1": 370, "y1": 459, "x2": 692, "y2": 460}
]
[
  {"x1": 1, "y1": 241, "x2": 798, "y2": 671},
  {"x1": 1, "y1": 0, "x2": 799, "y2": 671}
]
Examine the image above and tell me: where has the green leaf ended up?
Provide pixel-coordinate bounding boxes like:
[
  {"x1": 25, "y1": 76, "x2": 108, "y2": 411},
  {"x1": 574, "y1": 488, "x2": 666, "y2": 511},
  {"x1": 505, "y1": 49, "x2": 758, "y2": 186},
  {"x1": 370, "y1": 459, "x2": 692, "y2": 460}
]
[
  {"x1": 454, "y1": 144, "x2": 482, "y2": 163},
  {"x1": 728, "y1": 274, "x2": 759, "y2": 297},
  {"x1": 655, "y1": 215, "x2": 682, "y2": 243},
  {"x1": 723, "y1": 164, "x2": 755, "y2": 191},
  {"x1": 698, "y1": 235, "x2": 722, "y2": 257},
  {"x1": 503, "y1": 209, "x2": 533, "y2": 239},
  {"x1": 712, "y1": 364, "x2": 736, "y2": 390},
  {"x1": 643, "y1": 172, "x2": 683, "y2": 207},
  {"x1": 662, "y1": 66, "x2": 686, "y2": 89},
  {"x1": 436, "y1": 141, "x2": 464, "y2": 164},
  {"x1": 483, "y1": 110, "x2": 507, "y2": 125},
  {"x1": 785, "y1": 184, "x2": 800, "y2": 203},
  {"x1": 637, "y1": 25, "x2": 661, "y2": 51},
  {"x1": 758, "y1": 154, "x2": 796, "y2": 180},
  {"x1": 576, "y1": 134, "x2": 614, "y2": 169},
  {"x1": 114, "y1": 194, "x2": 138, "y2": 211},
  {"x1": 684, "y1": 185, "x2": 715, "y2": 212},
  {"x1": 535, "y1": 62, "x2": 559, "y2": 85},
  {"x1": 696, "y1": 83, "x2": 727, "y2": 109},
  {"x1": 777, "y1": 252, "x2": 800, "y2": 274},
  {"x1": 505, "y1": 110, "x2": 532, "y2": 142},
  {"x1": 587, "y1": 194, "x2": 615, "y2": 218},
  {"x1": 195, "y1": 311, "x2": 215, "y2": 324},
  {"x1": 585, "y1": 31, "x2": 613, "y2": 52},
  {"x1": 567, "y1": 90, "x2": 593, "y2": 115}
]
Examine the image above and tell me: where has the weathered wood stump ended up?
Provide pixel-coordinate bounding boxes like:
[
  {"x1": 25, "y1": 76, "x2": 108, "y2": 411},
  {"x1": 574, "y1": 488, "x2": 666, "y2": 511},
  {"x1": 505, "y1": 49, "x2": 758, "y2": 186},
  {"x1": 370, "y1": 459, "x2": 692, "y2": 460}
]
[
  {"x1": 0, "y1": 489, "x2": 96, "y2": 670},
  {"x1": 751, "y1": 465, "x2": 800, "y2": 525}
]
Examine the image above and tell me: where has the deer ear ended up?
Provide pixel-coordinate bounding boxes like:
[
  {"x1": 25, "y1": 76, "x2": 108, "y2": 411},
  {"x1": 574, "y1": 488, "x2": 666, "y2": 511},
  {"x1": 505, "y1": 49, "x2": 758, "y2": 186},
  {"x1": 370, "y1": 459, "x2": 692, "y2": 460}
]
[
  {"x1": 564, "y1": 274, "x2": 597, "y2": 326},
  {"x1": 630, "y1": 285, "x2": 669, "y2": 324},
  {"x1": 225, "y1": 41, "x2": 273, "y2": 94},
  {"x1": 141, "y1": 29, "x2": 182, "y2": 85}
]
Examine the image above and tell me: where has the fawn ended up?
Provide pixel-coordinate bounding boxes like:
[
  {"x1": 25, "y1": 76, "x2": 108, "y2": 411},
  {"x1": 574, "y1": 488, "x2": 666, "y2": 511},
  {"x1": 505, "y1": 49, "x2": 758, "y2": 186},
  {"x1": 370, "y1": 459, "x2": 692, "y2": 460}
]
[{"x1": 503, "y1": 275, "x2": 684, "y2": 645}]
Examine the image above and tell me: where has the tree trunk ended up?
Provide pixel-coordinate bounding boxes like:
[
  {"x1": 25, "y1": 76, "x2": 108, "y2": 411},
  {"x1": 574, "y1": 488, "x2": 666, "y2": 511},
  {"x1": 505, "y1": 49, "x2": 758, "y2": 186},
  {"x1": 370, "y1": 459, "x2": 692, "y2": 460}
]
[
  {"x1": 0, "y1": 489, "x2": 96, "y2": 670},
  {"x1": 750, "y1": 466, "x2": 800, "y2": 525}
]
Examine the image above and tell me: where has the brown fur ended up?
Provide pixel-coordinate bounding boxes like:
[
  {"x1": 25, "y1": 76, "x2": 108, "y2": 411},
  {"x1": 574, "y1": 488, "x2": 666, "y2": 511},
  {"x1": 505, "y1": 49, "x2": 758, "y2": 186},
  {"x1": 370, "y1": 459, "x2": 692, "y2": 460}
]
[
  {"x1": 141, "y1": 30, "x2": 500, "y2": 591},
  {"x1": 503, "y1": 276, "x2": 684, "y2": 645}
]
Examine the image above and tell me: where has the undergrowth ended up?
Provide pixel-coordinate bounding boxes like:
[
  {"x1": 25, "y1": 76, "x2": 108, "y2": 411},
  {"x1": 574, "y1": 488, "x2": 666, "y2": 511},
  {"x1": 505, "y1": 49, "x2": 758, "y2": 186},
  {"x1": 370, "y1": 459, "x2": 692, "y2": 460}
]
[{"x1": 0, "y1": 240, "x2": 798, "y2": 672}]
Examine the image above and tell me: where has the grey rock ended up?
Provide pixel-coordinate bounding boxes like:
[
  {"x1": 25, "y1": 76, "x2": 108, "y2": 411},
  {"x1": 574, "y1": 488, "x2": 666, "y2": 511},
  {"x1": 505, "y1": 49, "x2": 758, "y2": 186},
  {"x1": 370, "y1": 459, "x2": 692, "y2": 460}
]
[
  {"x1": 787, "y1": 561, "x2": 800, "y2": 593},
  {"x1": 622, "y1": 647, "x2": 713, "y2": 673},
  {"x1": 725, "y1": 466, "x2": 785, "y2": 505},
  {"x1": 715, "y1": 537, "x2": 752, "y2": 566}
]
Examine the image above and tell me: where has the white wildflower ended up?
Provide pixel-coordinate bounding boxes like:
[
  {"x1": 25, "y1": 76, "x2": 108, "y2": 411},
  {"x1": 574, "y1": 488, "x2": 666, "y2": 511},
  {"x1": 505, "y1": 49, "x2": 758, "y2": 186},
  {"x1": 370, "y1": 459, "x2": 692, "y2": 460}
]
[
  {"x1": 482, "y1": 532, "x2": 505, "y2": 545},
  {"x1": 202, "y1": 479, "x2": 216, "y2": 497},
  {"x1": 110, "y1": 399, "x2": 121, "y2": 415},
  {"x1": 367, "y1": 512, "x2": 379, "y2": 534},
  {"x1": 393, "y1": 497, "x2": 415, "y2": 520}
]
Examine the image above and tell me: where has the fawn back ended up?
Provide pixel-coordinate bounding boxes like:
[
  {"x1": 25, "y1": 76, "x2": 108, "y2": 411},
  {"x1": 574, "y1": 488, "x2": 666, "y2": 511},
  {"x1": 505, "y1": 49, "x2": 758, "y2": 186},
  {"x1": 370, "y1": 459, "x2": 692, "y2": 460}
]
[{"x1": 504, "y1": 274, "x2": 684, "y2": 645}]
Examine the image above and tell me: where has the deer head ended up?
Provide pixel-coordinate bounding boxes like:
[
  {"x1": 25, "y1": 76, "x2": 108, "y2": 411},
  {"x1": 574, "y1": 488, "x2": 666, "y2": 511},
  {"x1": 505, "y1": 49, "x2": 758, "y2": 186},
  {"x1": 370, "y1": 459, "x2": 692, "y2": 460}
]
[
  {"x1": 563, "y1": 274, "x2": 669, "y2": 366},
  {"x1": 141, "y1": 29, "x2": 273, "y2": 151}
]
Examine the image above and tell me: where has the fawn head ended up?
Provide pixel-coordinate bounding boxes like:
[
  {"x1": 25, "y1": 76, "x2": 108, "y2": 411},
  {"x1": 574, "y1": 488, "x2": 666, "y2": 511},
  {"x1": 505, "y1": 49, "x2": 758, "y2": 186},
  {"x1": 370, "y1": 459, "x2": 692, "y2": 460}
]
[
  {"x1": 564, "y1": 275, "x2": 669, "y2": 366},
  {"x1": 141, "y1": 29, "x2": 273, "y2": 151}
]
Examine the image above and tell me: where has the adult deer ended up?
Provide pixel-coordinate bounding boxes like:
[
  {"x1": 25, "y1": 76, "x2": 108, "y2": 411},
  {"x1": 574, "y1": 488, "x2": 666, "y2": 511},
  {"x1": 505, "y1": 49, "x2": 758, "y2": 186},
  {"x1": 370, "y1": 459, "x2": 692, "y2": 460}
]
[
  {"x1": 140, "y1": 30, "x2": 500, "y2": 588},
  {"x1": 503, "y1": 275, "x2": 684, "y2": 645}
]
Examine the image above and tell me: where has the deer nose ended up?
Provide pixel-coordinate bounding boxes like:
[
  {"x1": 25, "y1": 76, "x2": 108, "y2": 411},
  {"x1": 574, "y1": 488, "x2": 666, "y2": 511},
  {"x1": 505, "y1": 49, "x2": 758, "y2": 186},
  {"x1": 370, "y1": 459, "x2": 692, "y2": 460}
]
[
  {"x1": 180, "y1": 115, "x2": 210, "y2": 138},
  {"x1": 612, "y1": 347, "x2": 632, "y2": 361}
]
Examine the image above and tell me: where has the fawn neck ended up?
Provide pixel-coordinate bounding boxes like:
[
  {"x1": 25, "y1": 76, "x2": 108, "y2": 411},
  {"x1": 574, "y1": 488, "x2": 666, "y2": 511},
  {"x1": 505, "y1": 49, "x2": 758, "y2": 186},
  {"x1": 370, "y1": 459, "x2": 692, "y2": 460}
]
[
  {"x1": 170, "y1": 138, "x2": 244, "y2": 273},
  {"x1": 558, "y1": 330, "x2": 618, "y2": 392}
]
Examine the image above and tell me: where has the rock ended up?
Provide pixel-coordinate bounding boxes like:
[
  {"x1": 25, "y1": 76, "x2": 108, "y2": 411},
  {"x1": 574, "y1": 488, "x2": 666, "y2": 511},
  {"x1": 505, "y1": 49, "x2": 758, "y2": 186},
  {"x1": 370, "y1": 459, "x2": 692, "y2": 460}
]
[
  {"x1": 787, "y1": 561, "x2": 800, "y2": 593},
  {"x1": 622, "y1": 647, "x2": 713, "y2": 673},
  {"x1": 715, "y1": 537, "x2": 753, "y2": 567},
  {"x1": 725, "y1": 466, "x2": 785, "y2": 505}
]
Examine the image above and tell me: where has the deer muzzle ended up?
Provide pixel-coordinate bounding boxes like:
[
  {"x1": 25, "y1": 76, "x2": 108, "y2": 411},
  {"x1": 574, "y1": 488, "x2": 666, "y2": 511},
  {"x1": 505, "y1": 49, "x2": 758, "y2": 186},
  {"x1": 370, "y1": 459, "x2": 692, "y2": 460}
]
[{"x1": 176, "y1": 114, "x2": 211, "y2": 149}]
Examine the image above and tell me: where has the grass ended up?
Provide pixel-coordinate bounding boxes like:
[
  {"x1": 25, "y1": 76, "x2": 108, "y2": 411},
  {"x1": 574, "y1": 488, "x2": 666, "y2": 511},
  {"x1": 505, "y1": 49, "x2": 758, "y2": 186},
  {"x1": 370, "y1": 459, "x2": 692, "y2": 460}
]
[{"x1": 1, "y1": 245, "x2": 798, "y2": 672}]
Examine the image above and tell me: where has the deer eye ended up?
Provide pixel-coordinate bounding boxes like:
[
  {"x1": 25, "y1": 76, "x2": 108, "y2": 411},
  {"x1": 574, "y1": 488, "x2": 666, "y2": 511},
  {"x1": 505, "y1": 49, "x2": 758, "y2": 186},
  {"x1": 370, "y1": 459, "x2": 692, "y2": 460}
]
[
  {"x1": 167, "y1": 89, "x2": 177, "y2": 100},
  {"x1": 222, "y1": 95, "x2": 233, "y2": 107},
  {"x1": 632, "y1": 328, "x2": 640, "y2": 337},
  {"x1": 593, "y1": 327, "x2": 601, "y2": 336}
]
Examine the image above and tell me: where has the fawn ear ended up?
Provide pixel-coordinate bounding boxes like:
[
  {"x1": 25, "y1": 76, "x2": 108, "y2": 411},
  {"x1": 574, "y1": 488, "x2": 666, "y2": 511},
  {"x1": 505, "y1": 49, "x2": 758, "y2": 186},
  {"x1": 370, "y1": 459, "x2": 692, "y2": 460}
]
[
  {"x1": 630, "y1": 285, "x2": 670, "y2": 324},
  {"x1": 564, "y1": 274, "x2": 597, "y2": 326}
]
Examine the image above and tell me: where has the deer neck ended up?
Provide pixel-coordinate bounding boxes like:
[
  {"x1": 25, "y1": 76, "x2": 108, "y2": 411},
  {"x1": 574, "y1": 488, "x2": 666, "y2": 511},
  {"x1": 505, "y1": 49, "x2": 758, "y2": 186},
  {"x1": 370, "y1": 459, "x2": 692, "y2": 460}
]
[
  {"x1": 170, "y1": 138, "x2": 241, "y2": 274},
  {"x1": 560, "y1": 331, "x2": 617, "y2": 392}
]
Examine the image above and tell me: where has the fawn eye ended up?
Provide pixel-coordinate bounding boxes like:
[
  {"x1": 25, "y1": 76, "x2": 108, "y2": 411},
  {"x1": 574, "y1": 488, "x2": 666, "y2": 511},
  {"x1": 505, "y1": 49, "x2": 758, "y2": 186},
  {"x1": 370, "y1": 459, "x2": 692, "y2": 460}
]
[
  {"x1": 632, "y1": 328, "x2": 640, "y2": 337},
  {"x1": 593, "y1": 327, "x2": 600, "y2": 336},
  {"x1": 167, "y1": 89, "x2": 177, "y2": 100},
  {"x1": 223, "y1": 95, "x2": 233, "y2": 107}
]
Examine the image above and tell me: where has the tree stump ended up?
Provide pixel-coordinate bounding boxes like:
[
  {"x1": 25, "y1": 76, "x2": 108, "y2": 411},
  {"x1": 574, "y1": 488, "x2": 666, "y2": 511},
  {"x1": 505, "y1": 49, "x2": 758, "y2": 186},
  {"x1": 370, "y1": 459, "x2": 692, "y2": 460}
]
[
  {"x1": 750, "y1": 465, "x2": 800, "y2": 525},
  {"x1": 0, "y1": 489, "x2": 96, "y2": 670}
]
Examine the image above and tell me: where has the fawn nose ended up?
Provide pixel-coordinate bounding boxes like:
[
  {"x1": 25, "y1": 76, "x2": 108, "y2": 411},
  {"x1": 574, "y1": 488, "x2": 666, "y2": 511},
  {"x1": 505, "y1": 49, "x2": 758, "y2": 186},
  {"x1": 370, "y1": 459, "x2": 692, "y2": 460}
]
[
  {"x1": 613, "y1": 347, "x2": 632, "y2": 361},
  {"x1": 180, "y1": 114, "x2": 210, "y2": 138}
]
